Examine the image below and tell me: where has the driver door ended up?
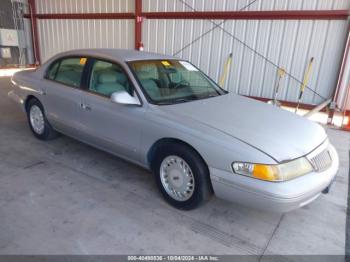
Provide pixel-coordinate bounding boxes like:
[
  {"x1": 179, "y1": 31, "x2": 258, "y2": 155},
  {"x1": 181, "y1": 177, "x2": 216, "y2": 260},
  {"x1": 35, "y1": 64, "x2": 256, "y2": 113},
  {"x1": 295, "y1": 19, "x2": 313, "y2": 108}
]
[{"x1": 79, "y1": 58, "x2": 146, "y2": 162}]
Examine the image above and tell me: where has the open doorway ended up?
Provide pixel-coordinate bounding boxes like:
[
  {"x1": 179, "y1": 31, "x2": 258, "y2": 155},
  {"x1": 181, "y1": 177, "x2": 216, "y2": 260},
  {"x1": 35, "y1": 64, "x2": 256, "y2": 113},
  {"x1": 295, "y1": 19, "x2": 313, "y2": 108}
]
[{"x1": 0, "y1": 0, "x2": 33, "y2": 68}]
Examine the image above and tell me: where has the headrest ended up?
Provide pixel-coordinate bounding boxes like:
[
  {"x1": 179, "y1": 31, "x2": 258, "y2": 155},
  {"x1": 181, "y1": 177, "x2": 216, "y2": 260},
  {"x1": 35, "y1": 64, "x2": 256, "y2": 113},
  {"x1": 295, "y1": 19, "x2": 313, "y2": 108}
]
[
  {"x1": 115, "y1": 71, "x2": 127, "y2": 84},
  {"x1": 137, "y1": 70, "x2": 153, "y2": 80},
  {"x1": 98, "y1": 71, "x2": 117, "y2": 84}
]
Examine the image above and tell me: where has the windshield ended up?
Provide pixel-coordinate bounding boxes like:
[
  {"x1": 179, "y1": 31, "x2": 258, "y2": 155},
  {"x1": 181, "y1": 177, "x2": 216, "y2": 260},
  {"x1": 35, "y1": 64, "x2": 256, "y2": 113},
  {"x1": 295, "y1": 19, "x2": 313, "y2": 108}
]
[{"x1": 128, "y1": 60, "x2": 226, "y2": 105}]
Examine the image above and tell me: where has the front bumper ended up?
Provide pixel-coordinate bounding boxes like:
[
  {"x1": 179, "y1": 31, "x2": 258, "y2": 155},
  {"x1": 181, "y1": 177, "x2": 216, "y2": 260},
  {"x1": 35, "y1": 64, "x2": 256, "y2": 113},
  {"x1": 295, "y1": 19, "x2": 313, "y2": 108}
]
[{"x1": 210, "y1": 144, "x2": 339, "y2": 213}]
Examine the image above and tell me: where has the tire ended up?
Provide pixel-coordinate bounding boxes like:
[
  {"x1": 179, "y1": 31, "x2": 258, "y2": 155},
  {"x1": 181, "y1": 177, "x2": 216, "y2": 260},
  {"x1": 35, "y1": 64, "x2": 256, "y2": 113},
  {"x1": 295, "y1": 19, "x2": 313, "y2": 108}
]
[
  {"x1": 152, "y1": 143, "x2": 212, "y2": 210},
  {"x1": 26, "y1": 98, "x2": 58, "y2": 140}
]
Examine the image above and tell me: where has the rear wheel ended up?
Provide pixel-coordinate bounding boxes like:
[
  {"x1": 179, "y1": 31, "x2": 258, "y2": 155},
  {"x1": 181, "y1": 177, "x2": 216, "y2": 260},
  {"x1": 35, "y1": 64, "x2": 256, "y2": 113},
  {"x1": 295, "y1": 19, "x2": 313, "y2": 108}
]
[
  {"x1": 152, "y1": 143, "x2": 212, "y2": 210},
  {"x1": 26, "y1": 98, "x2": 58, "y2": 140}
]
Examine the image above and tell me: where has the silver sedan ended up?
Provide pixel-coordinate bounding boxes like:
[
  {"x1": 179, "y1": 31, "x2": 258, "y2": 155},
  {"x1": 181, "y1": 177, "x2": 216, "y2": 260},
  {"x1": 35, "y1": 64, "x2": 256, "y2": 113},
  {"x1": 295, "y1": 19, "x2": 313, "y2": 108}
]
[{"x1": 8, "y1": 49, "x2": 339, "y2": 212}]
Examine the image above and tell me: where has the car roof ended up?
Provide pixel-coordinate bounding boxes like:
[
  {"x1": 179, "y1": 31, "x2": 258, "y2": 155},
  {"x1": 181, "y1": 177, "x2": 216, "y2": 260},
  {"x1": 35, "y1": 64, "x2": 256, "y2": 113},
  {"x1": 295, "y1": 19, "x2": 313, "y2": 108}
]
[{"x1": 55, "y1": 48, "x2": 177, "y2": 62}]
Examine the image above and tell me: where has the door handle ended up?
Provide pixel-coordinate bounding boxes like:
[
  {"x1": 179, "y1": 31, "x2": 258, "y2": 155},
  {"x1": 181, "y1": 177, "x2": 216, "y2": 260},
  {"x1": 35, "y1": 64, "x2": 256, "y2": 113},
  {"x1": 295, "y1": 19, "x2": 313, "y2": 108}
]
[{"x1": 80, "y1": 103, "x2": 92, "y2": 111}]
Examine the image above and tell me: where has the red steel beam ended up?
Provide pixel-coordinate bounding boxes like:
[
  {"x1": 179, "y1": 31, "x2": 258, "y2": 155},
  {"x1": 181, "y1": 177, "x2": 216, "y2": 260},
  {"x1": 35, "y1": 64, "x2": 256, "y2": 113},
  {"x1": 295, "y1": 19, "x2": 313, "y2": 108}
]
[
  {"x1": 27, "y1": 0, "x2": 41, "y2": 64},
  {"x1": 23, "y1": 13, "x2": 135, "y2": 19},
  {"x1": 143, "y1": 10, "x2": 349, "y2": 20},
  {"x1": 135, "y1": 0, "x2": 143, "y2": 50},
  {"x1": 247, "y1": 95, "x2": 325, "y2": 112},
  {"x1": 23, "y1": 10, "x2": 349, "y2": 21}
]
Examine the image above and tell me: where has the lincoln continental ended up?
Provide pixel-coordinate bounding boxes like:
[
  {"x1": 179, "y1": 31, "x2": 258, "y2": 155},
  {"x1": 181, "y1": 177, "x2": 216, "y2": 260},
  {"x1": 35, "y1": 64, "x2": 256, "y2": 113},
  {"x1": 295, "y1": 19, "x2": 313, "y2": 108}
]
[{"x1": 8, "y1": 49, "x2": 339, "y2": 211}]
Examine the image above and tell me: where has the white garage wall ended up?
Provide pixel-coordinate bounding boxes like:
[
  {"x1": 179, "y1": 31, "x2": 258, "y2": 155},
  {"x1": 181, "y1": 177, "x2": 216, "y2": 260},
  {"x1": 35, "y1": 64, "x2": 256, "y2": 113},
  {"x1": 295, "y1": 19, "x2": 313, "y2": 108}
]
[
  {"x1": 37, "y1": 19, "x2": 134, "y2": 62},
  {"x1": 35, "y1": 0, "x2": 134, "y2": 14},
  {"x1": 143, "y1": 0, "x2": 350, "y2": 11},
  {"x1": 142, "y1": 0, "x2": 350, "y2": 104},
  {"x1": 143, "y1": 18, "x2": 348, "y2": 104},
  {"x1": 35, "y1": 0, "x2": 135, "y2": 62},
  {"x1": 34, "y1": 0, "x2": 350, "y2": 105}
]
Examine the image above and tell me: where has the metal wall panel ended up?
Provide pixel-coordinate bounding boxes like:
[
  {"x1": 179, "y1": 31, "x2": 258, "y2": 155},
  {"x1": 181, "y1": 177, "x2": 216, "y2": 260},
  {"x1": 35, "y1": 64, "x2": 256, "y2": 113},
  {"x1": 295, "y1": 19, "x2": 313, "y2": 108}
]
[
  {"x1": 35, "y1": 0, "x2": 134, "y2": 14},
  {"x1": 143, "y1": 17, "x2": 348, "y2": 104},
  {"x1": 142, "y1": 0, "x2": 349, "y2": 104},
  {"x1": 33, "y1": 0, "x2": 349, "y2": 105},
  {"x1": 35, "y1": 0, "x2": 135, "y2": 62},
  {"x1": 37, "y1": 19, "x2": 134, "y2": 62},
  {"x1": 142, "y1": 0, "x2": 350, "y2": 12}
]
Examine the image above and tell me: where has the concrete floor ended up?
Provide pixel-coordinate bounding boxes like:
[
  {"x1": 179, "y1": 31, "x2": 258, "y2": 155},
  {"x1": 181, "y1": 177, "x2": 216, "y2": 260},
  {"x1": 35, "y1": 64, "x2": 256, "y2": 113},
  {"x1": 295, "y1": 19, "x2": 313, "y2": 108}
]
[{"x1": 0, "y1": 76, "x2": 348, "y2": 256}]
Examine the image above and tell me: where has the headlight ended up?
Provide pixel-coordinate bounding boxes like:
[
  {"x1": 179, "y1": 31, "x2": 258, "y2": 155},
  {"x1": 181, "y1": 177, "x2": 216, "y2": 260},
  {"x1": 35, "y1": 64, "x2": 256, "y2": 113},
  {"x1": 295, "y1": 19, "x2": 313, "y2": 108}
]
[{"x1": 232, "y1": 157, "x2": 313, "y2": 182}]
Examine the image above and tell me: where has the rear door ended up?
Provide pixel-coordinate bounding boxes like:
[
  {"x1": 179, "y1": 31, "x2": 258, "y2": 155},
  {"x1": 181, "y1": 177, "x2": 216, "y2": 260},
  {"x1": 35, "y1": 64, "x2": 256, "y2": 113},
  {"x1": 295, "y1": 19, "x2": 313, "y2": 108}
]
[
  {"x1": 79, "y1": 58, "x2": 146, "y2": 162},
  {"x1": 43, "y1": 57, "x2": 88, "y2": 137}
]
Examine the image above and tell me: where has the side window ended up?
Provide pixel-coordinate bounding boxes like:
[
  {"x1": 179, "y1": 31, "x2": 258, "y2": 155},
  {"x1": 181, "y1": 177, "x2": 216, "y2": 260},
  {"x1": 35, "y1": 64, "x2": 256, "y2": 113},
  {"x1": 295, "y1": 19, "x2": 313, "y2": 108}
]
[
  {"x1": 46, "y1": 60, "x2": 60, "y2": 80},
  {"x1": 52, "y1": 57, "x2": 86, "y2": 87},
  {"x1": 89, "y1": 60, "x2": 132, "y2": 97}
]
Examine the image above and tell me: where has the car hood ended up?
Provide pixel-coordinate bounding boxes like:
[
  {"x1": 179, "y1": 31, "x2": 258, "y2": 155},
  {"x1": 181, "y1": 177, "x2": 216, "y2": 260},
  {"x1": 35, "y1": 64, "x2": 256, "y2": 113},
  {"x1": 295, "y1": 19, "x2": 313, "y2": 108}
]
[{"x1": 159, "y1": 93, "x2": 327, "y2": 162}]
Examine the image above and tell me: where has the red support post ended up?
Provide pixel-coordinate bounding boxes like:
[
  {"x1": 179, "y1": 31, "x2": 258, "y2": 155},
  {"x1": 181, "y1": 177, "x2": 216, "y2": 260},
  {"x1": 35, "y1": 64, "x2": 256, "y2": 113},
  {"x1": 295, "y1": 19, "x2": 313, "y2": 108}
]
[
  {"x1": 135, "y1": 0, "x2": 143, "y2": 50},
  {"x1": 28, "y1": 0, "x2": 41, "y2": 65}
]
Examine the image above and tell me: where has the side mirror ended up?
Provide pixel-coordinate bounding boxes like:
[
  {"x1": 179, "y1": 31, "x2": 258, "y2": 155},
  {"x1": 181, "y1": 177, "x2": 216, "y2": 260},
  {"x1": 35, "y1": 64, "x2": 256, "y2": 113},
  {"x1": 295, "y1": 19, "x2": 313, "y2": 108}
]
[{"x1": 110, "y1": 91, "x2": 141, "y2": 106}]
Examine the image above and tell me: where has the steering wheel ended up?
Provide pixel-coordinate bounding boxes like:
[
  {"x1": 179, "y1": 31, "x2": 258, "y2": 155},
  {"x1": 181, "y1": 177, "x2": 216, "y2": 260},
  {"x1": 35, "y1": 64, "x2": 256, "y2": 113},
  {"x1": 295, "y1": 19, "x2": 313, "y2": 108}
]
[{"x1": 172, "y1": 80, "x2": 190, "y2": 89}]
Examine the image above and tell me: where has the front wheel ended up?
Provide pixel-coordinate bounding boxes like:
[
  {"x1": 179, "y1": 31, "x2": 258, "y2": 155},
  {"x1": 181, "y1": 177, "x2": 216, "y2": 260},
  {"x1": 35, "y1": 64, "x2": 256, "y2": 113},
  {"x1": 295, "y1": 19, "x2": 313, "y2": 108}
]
[
  {"x1": 152, "y1": 144, "x2": 212, "y2": 210},
  {"x1": 26, "y1": 98, "x2": 58, "y2": 140}
]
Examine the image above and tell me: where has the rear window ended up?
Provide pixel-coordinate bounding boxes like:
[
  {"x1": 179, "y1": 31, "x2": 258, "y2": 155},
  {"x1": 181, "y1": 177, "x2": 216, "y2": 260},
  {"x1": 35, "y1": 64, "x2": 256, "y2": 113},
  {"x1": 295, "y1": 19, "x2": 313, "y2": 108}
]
[
  {"x1": 46, "y1": 60, "x2": 60, "y2": 80},
  {"x1": 46, "y1": 57, "x2": 86, "y2": 88}
]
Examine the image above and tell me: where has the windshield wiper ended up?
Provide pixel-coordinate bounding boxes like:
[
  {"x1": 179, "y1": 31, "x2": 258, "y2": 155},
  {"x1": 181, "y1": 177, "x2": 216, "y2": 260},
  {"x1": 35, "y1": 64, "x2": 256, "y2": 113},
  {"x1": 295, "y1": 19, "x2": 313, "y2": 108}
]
[
  {"x1": 156, "y1": 93, "x2": 222, "y2": 105},
  {"x1": 157, "y1": 95, "x2": 198, "y2": 105},
  {"x1": 171, "y1": 97, "x2": 197, "y2": 104}
]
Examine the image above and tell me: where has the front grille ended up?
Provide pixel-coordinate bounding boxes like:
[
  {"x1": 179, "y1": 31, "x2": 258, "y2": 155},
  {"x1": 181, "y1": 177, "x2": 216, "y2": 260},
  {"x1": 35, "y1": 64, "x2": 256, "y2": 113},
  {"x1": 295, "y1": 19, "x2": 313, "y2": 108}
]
[{"x1": 309, "y1": 149, "x2": 332, "y2": 172}]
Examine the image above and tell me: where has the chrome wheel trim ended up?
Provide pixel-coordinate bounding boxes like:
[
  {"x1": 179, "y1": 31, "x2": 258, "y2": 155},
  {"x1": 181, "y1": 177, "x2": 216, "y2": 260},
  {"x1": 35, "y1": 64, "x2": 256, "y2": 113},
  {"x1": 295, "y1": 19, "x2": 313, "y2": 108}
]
[
  {"x1": 160, "y1": 155, "x2": 195, "y2": 202},
  {"x1": 29, "y1": 105, "x2": 45, "y2": 135}
]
